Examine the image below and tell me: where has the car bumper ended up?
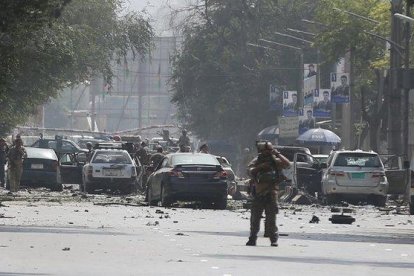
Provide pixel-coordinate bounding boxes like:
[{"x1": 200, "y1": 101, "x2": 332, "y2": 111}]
[
  {"x1": 85, "y1": 176, "x2": 136, "y2": 186},
  {"x1": 21, "y1": 171, "x2": 60, "y2": 186},
  {"x1": 322, "y1": 180, "x2": 388, "y2": 196},
  {"x1": 165, "y1": 179, "x2": 228, "y2": 201}
]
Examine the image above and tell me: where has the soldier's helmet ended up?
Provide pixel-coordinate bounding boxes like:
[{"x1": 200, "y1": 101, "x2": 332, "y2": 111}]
[
  {"x1": 113, "y1": 135, "x2": 121, "y2": 141},
  {"x1": 86, "y1": 142, "x2": 93, "y2": 149}
]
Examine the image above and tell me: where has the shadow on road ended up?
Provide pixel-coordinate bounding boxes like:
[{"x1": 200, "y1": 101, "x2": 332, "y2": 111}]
[
  {"x1": 184, "y1": 230, "x2": 414, "y2": 245},
  {"x1": 0, "y1": 225, "x2": 130, "y2": 236},
  {"x1": 202, "y1": 253, "x2": 414, "y2": 269}
]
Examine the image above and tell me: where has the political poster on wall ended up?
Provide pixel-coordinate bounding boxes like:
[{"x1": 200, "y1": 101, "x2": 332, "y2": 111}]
[
  {"x1": 304, "y1": 63, "x2": 318, "y2": 79},
  {"x1": 298, "y1": 106, "x2": 315, "y2": 134},
  {"x1": 282, "y1": 90, "x2": 298, "y2": 117},
  {"x1": 269, "y1": 84, "x2": 283, "y2": 111},
  {"x1": 330, "y1": 73, "x2": 350, "y2": 104},
  {"x1": 304, "y1": 75, "x2": 317, "y2": 107},
  {"x1": 313, "y1": 88, "x2": 332, "y2": 118}
]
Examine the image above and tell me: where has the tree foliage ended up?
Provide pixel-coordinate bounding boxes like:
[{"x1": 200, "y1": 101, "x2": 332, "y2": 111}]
[
  {"x1": 171, "y1": 0, "x2": 319, "y2": 147},
  {"x1": 0, "y1": 0, "x2": 153, "y2": 135}
]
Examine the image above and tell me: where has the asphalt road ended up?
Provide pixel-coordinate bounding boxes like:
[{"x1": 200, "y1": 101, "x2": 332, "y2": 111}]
[{"x1": 0, "y1": 186, "x2": 413, "y2": 276}]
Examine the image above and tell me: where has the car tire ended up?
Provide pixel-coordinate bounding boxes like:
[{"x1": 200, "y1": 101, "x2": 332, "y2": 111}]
[
  {"x1": 161, "y1": 185, "x2": 173, "y2": 207},
  {"x1": 214, "y1": 197, "x2": 227, "y2": 210},
  {"x1": 85, "y1": 182, "x2": 94, "y2": 194},
  {"x1": 373, "y1": 195, "x2": 386, "y2": 207},
  {"x1": 51, "y1": 183, "x2": 63, "y2": 192},
  {"x1": 324, "y1": 194, "x2": 337, "y2": 205}
]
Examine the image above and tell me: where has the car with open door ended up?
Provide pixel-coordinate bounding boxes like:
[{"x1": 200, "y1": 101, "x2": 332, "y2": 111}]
[{"x1": 59, "y1": 152, "x2": 86, "y2": 185}]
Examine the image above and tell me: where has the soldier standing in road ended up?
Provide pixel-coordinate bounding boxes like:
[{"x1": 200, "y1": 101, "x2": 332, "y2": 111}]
[
  {"x1": 7, "y1": 138, "x2": 27, "y2": 192},
  {"x1": 246, "y1": 141, "x2": 290, "y2": 247},
  {"x1": 85, "y1": 142, "x2": 93, "y2": 162},
  {"x1": 0, "y1": 138, "x2": 9, "y2": 186}
]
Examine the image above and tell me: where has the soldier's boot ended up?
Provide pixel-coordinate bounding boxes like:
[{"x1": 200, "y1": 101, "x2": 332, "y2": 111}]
[
  {"x1": 246, "y1": 237, "x2": 257, "y2": 246},
  {"x1": 270, "y1": 241, "x2": 278, "y2": 247}
]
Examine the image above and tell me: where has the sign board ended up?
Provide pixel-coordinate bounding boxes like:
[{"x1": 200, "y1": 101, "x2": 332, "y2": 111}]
[
  {"x1": 304, "y1": 75, "x2": 317, "y2": 107},
  {"x1": 269, "y1": 84, "x2": 283, "y2": 111},
  {"x1": 279, "y1": 116, "x2": 299, "y2": 138},
  {"x1": 313, "y1": 88, "x2": 332, "y2": 118},
  {"x1": 282, "y1": 90, "x2": 298, "y2": 117},
  {"x1": 330, "y1": 73, "x2": 350, "y2": 104}
]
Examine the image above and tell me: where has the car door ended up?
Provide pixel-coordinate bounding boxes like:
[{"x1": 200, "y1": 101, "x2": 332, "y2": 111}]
[
  {"x1": 381, "y1": 155, "x2": 408, "y2": 195},
  {"x1": 293, "y1": 152, "x2": 323, "y2": 195},
  {"x1": 59, "y1": 153, "x2": 84, "y2": 184},
  {"x1": 150, "y1": 157, "x2": 169, "y2": 199}
]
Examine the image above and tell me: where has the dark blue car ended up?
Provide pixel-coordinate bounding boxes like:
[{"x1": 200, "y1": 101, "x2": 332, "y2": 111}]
[{"x1": 146, "y1": 153, "x2": 228, "y2": 209}]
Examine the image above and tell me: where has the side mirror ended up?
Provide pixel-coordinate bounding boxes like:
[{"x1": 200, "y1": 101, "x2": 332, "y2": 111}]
[{"x1": 320, "y1": 163, "x2": 328, "y2": 169}]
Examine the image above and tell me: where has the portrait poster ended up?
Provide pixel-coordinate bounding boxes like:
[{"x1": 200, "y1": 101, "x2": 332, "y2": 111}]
[
  {"x1": 304, "y1": 63, "x2": 318, "y2": 79},
  {"x1": 304, "y1": 75, "x2": 317, "y2": 107},
  {"x1": 298, "y1": 106, "x2": 315, "y2": 135},
  {"x1": 269, "y1": 84, "x2": 283, "y2": 112},
  {"x1": 282, "y1": 90, "x2": 298, "y2": 117},
  {"x1": 330, "y1": 73, "x2": 350, "y2": 104},
  {"x1": 313, "y1": 88, "x2": 332, "y2": 118}
]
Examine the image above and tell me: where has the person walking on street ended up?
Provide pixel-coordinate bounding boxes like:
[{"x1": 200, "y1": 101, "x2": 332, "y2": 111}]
[
  {"x1": 7, "y1": 138, "x2": 27, "y2": 192},
  {"x1": 246, "y1": 141, "x2": 290, "y2": 247},
  {"x1": 0, "y1": 138, "x2": 9, "y2": 186}
]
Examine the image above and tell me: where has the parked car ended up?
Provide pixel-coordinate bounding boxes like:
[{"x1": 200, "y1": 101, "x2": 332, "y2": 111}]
[
  {"x1": 5, "y1": 147, "x2": 63, "y2": 191},
  {"x1": 312, "y1": 154, "x2": 329, "y2": 164},
  {"x1": 31, "y1": 137, "x2": 88, "y2": 155},
  {"x1": 321, "y1": 150, "x2": 389, "y2": 206},
  {"x1": 146, "y1": 153, "x2": 228, "y2": 209},
  {"x1": 82, "y1": 149, "x2": 140, "y2": 194}
]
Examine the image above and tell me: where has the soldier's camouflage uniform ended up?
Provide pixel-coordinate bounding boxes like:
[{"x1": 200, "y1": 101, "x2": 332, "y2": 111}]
[
  {"x1": 7, "y1": 145, "x2": 27, "y2": 192},
  {"x1": 247, "y1": 152, "x2": 288, "y2": 245}
]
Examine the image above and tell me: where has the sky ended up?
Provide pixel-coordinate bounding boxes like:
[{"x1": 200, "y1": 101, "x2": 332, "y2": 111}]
[{"x1": 125, "y1": 0, "x2": 192, "y2": 36}]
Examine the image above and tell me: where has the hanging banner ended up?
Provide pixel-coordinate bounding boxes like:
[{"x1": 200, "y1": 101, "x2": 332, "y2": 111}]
[
  {"x1": 282, "y1": 90, "x2": 298, "y2": 117},
  {"x1": 269, "y1": 84, "x2": 283, "y2": 112},
  {"x1": 298, "y1": 106, "x2": 315, "y2": 134},
  {"x1": 330, "y1": 73, "x2": 350, "y2": 104},
  {"x1": 304, "y1": 63, "x2": 318, "y2": 79},
  {"x1": 313, "y1": 88, "x2": 332, "y2": 118},
  {"x1": 304, "y1": 75, "x2": 317, "y2": 107},
  {"x1": 279, "y1": 116, "x2": 299, "y2": 138}
]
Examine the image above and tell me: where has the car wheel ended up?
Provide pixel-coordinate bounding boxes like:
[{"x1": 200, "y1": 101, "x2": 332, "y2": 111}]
[
  {"x1": 324, "y1": 194, "x2": 337, "y2": 205},
  {"x1": 85, "y1": 182, "x2": 94, "y2": 194},
  {"x1": 373, "y1": 195, "x2": 386, "y2": 207},
  {"x1": 147, "y1": 185, "x2": 157, "y2": 206},
  {"x1": 214, "y1": 197, "x2": 227, "y2": 210},
  {"x1": 161, "y1": 185, "x2": 173, "y2": 207},
  {"x1": 51, "y1": 183, "x2": 63, "y2": 192}
]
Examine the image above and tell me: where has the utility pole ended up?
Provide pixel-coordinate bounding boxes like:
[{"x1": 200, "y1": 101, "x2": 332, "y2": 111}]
[{"x1": 389, "y1": 0, "x2": 404, "y2": 155}]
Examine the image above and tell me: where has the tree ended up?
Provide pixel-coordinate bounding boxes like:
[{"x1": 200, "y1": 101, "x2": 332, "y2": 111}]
[
  {"x1": 0, "y1": 0, "x2": 153, "y2": 136},
  {"x1": 314, "y1": 0, "x2": 391, "y2": 150},
  {"x1": 170, "y1": 0, "x2": 319, "y2": 147}
]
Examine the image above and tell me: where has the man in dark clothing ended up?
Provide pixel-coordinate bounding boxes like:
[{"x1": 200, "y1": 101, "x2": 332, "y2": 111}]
[
  {"x1": 199, "y1": 144, "x2": 209, "y2": 154},
  {"x1": 177, "y1": 129, "x2": 191, "y2": 148},
  {"x1": 136, "y1": 142, "x2": 150, "y2": 166},
  {"x1": 149, "y1": 146, "x2": 165, "y2": 168},
  {"x1": 0, "y1": 138, "x2": 9, "y2": 185},
  {"x1": 246, "y1": 141, "x2": 290, "y2": 247}
]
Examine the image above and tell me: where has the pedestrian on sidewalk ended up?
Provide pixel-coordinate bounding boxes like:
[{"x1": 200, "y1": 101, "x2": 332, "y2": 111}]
[
  {"x1": 246, "y1": 141, "x2": 290, "y2": 247},
  {"x1": 0, "y1": 138, "x2": 9, "y2": 186}
]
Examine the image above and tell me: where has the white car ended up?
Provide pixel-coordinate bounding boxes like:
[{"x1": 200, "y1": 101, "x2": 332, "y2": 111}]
[
  {"x1": 82, "y1": 149, "x2": 139, "y2": 194},
  {"x1": 321, "y1": 150, "x2": 389, "y2": 206}
]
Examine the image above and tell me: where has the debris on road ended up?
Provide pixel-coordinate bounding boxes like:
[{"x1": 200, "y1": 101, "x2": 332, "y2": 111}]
[
  {"x1": 62, "y1": 247, "x2": 71, "y2": 251},
  {"x1": 329, "y1": 214, "x2": 355, "y2": 224},
  {"x1": 309, "y1": 215, "x2": 320, "y2": 223}
]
